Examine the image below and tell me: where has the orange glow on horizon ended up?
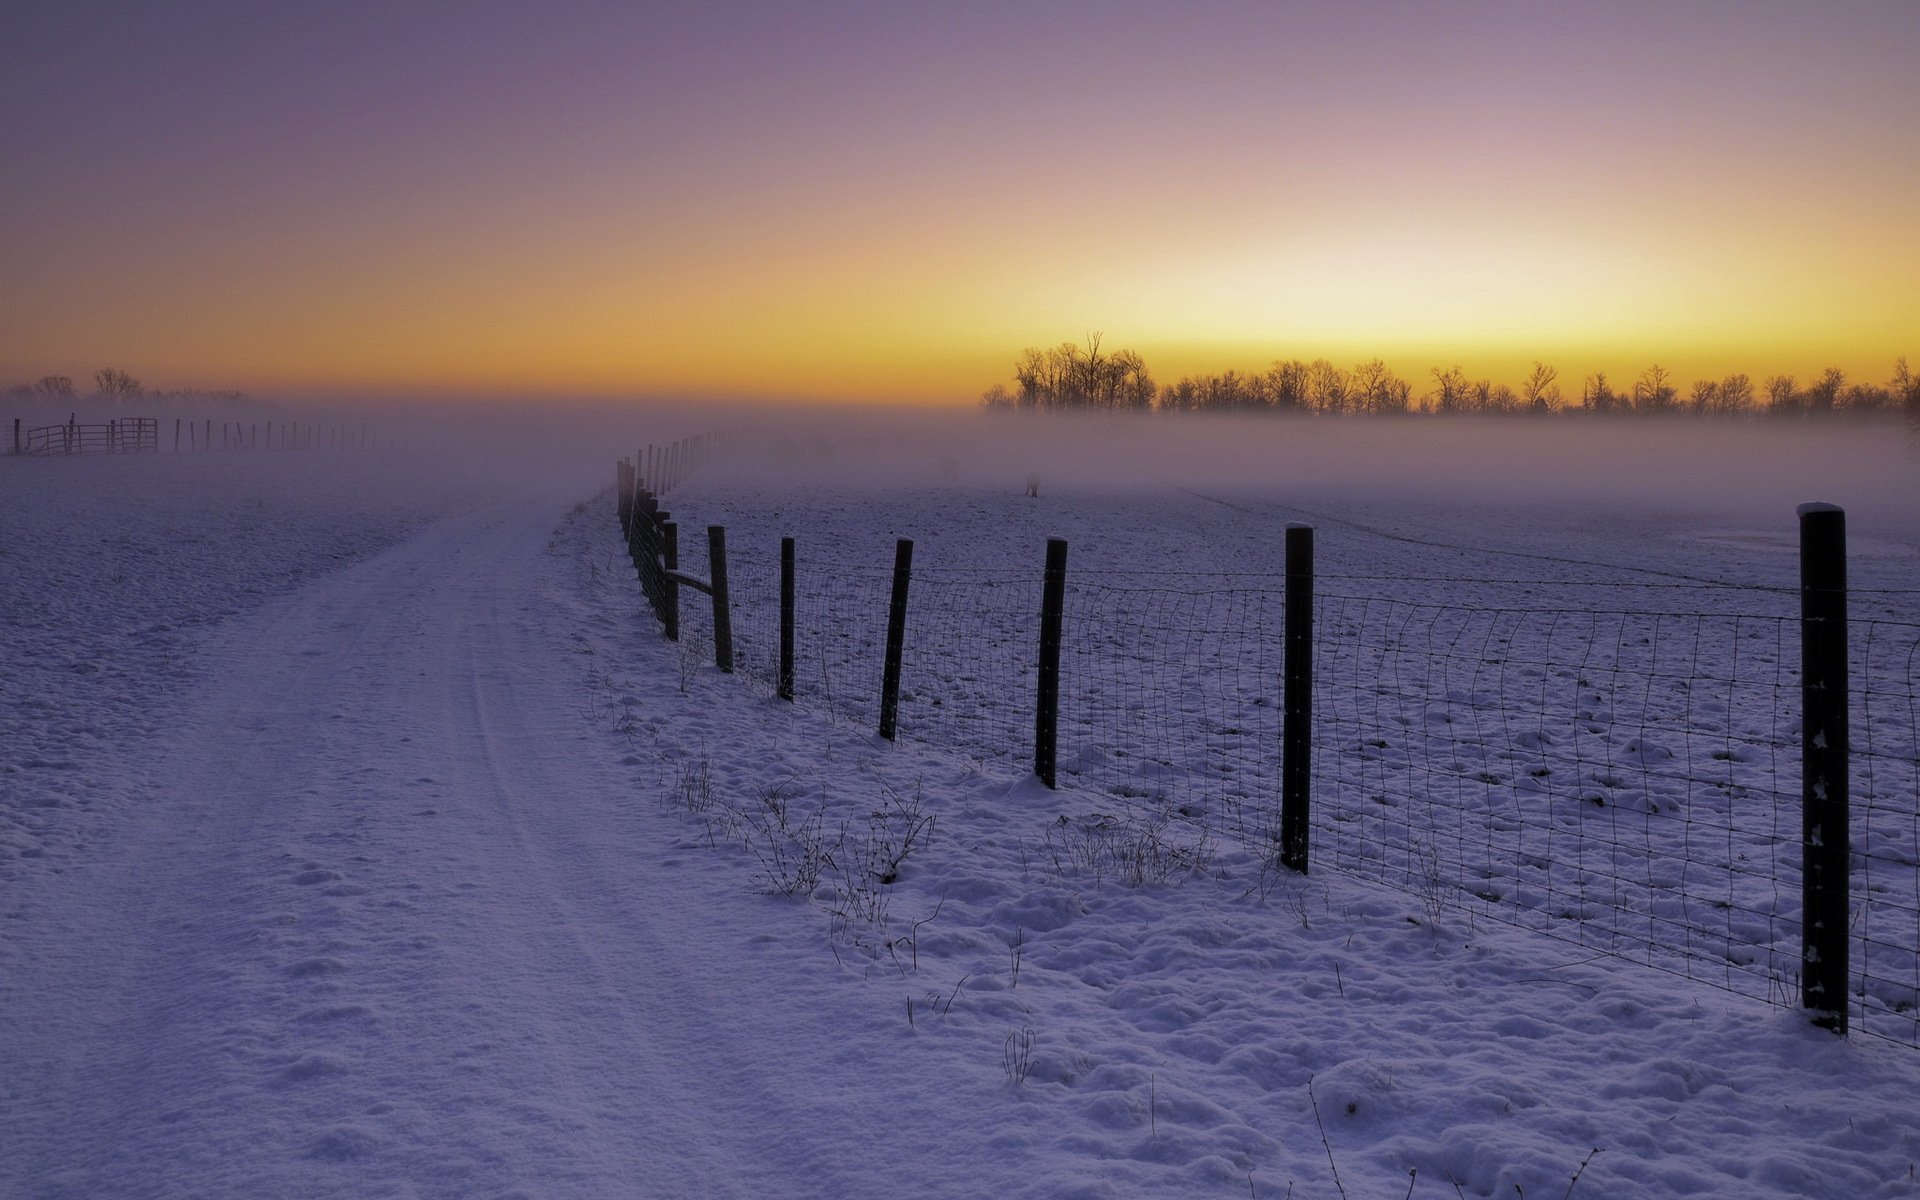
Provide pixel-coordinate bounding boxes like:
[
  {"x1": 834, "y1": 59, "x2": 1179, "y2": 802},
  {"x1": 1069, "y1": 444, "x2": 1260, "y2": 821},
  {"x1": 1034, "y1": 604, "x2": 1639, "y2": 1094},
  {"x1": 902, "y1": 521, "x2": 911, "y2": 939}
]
[{"x1": 3, "y1": 4, "x2": 1914, "y2": 406}]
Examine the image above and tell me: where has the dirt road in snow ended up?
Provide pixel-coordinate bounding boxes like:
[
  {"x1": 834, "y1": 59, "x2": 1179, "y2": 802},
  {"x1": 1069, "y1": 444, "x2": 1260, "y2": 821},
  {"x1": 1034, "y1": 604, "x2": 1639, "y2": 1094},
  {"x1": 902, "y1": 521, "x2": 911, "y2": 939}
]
[{"x1": 2, "y1": 490, "x2": 961, "y2": 1199}]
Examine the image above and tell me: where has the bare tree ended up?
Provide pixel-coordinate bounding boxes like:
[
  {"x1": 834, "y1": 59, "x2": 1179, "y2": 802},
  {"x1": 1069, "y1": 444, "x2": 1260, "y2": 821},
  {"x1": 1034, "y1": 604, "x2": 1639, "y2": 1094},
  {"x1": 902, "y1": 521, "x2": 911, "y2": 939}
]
[
  {"x1": 1718, "y1": 373, "x2": 1755, "y2": 416},
  {"x1": 1892, "y1": 357, "x2": 1919, "y2": 412},
  {"x1": 1633, "y1": 364, "x2": 1676, "y2": 413},
  {"x1": 1157, "y1": 378, "x2": 1198, "y2": 412},
  {"x1": 1429, "y1": 365, "x2": 1469, "y2": 413},
  {"x1": 34, "y1": 375, "x2": 75, "y2": 398},
  {"x1": 1764, "y1": 374, "x2": 1801, "y2": 415},
  {"x1": 1583, "y1": 372, "x2": 1619, "y2": 413},
  {"x1": 1805, "y1": 367, "x2": 1845, "y2": 415},
  {"x1": 1108, "y1": 349, "x2": 1155, "y2": 410},
  {"x1": 1307, "y1": 359, "x2": 1350, "y2": 413},
  {"x1": 1263, "y1": 360, "x2": 1309, "y2": 412},
  {"x1": 93, "y1": 368, "x2": 142, "y2": 400},
  {"x1": 1520, "y1": 362, "x2": 1560, "y2": 412},
  {"x1": 1841, "y1": 382, "x2": 1891, "y2": 413},
  {"x1": 1688, "y1": 378, "x2": 1719, "y2": 413}
]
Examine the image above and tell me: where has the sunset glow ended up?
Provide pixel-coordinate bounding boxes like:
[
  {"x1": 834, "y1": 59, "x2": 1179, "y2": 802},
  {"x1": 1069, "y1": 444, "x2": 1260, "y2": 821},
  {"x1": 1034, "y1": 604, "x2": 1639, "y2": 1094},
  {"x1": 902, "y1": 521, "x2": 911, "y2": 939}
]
[{"x1": 3, "y1": 1, "x2": 1914, "y2": 403}]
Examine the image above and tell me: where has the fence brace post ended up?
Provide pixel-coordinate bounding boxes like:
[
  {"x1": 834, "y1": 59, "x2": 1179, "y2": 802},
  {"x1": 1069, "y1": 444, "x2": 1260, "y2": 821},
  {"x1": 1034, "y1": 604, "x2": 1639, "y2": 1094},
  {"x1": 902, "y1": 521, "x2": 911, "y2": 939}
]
[
  {"x1": 1798, "y1": 501, "x2": 1849, "y2": 1035},
  {"x1": 878, "y1": 538, "x2": 914, "y2": 741},
  {"x1": 708, "y1": 525, "x2": 734, "y2": 673},
  {"x1": 779, "y1": 536, "x2": 796, "y2": 701},
  {"x1": 1280, "y1": 523, "x2": 1315, "y2": 872},
  {"x1": 1035, "y1": 537, "x2": 1069, "y2": 787}
]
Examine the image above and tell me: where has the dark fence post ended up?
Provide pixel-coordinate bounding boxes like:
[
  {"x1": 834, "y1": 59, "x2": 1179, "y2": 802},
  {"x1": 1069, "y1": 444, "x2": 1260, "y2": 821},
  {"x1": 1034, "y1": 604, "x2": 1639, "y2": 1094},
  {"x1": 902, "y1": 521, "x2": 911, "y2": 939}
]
[
  {"x1": 14, "y1": 418, "x2": 20, "y2": 455},
  {"x1": 1281, "y1": 523, "x2": 1315, "y2": 872},
  {"x1": 708, "y1": 525, "x2": 734, "y2": 673},
  {"x1": 661, "y1": 520, "x2": 680, "y2": 642},
  {"x1": 617, "y1": 460, "x2": 632, "y2": 537},
  {"x1": 1798, "y1": 501, "x2": 1849, "y2": 1035},
  {"x1": 879, "y1": 538, "x2": 914, "y2": 741},
  {"x1": 779, "y1": 536, "x2": 796, "y2": 701},
  {"x1": 1035, "y1": 537, "x2": 1069, "y2": 787}
]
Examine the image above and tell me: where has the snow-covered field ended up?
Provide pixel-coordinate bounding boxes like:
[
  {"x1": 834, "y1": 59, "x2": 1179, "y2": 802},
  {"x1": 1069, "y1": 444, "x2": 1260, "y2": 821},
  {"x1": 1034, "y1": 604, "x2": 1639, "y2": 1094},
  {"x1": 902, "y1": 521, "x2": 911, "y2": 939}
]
[{"x1": 4, "y1": 409, "x2": 1919, "y2": 1199}]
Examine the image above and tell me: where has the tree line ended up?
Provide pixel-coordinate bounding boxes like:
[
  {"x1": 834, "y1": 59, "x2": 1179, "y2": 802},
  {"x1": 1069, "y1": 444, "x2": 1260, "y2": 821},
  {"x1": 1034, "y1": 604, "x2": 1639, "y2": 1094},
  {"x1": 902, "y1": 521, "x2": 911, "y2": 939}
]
[
  {"x1": 4, "y1": 368, "x2": 254, "y2": 408},
  {"x1": 983, "y1": 338, "x2": 1920, "y2": 418}
]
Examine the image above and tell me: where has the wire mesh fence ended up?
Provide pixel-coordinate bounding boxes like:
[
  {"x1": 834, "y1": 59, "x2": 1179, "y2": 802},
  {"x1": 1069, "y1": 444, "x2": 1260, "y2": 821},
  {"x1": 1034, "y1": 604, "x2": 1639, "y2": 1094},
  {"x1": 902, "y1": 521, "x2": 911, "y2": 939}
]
[{"x1": 615, "y1": 464, "x2": 1920, "y2": 1046}]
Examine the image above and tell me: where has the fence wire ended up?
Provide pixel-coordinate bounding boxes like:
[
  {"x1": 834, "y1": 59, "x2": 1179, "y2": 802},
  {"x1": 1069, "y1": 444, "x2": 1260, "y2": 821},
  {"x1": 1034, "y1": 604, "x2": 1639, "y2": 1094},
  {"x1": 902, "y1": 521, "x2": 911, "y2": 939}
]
[{"x1": 659, "y1": 523, "x2": 1920, "y2": 1046}]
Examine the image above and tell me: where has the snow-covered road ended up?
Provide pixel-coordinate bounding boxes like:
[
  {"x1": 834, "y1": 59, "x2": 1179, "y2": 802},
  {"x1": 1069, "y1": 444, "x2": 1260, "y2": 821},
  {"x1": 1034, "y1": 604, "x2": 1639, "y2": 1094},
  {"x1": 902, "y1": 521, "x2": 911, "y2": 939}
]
[{"x1": 3, "y1": 486, "x2": 976, "y2": 1199}]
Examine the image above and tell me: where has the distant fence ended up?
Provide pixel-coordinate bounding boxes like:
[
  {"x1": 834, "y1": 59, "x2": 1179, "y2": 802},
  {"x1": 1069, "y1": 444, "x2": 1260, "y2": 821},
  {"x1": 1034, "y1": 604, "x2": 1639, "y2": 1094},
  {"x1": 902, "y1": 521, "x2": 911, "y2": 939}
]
[
  {"x1": 16, "y1": 417, "x2": 158, "y2": 455},
  {"x1": 11, "y1": 415, "x2": 376, "y2": 456},
  {"x1": 613, "y1": 457, "x2": 1920, "y2": 1047}
]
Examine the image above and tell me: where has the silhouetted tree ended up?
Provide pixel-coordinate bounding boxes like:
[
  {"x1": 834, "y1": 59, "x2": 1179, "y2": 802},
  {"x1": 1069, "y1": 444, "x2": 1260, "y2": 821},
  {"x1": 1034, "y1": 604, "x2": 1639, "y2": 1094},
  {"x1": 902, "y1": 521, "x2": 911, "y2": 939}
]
[
  {"x1": 1633, "y1": 364, "x2": 1676, "y2": 413},
  {"x1": 1349, "y1": 358, "x2": 1408, "y2": 414},
  {"x1": 1764, "y1": 374, "x2": 1801, "y2": 415},
  {"x1": 1429, "y1": 365, "x2": 1469, "y2": 413},
  {"x1": 1892, "y1": 357, "x2": 1919, "y2": 412},
  {"x1": 1263, "y1": 360, "x2": 1310, "y2": 412},
  {"x1": 1841, "y1": 382, "x2": 1891, "y2": 413},
  {"x1": 1717, "y1": 373, "x2": 1755, "y2": 416},
  {"x1": 1688, "y1": 378, "x2": 1720, "y2": 413},
  {"x1": 1307, "y1": 359, "x2": 1350, "y2": 413},
  {"x1": 1583, "y1": 372, "x2": 1619, "y2": 413},
  {"x1": 93, "y1": 368, "x2": 142, "y2": 400},
  {"x1": 1521, "y1": 362, "x2": 1560, "y2": 412},
  {"x1": 1805, "y1": 367, "x2": 1845, "y2": 415},
  {"x1": 34, "y1": 375, "x2": 74, "y2": 398}
]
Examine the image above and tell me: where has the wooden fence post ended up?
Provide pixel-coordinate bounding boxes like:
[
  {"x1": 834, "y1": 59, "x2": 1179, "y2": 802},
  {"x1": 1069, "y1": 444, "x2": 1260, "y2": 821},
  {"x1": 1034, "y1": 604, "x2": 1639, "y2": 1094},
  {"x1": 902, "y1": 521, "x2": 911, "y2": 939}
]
[
  {"x1": 779, "y1": 536, "x2": 796, "y2": 701},
  {"x1": 617, "y1": 460, "x2": 632, "y2": 537},
  {"x1": 1035, "y1": 537, "x2": 1069, "y2": 787},
  {"x1": 661, "y1": 520, "x2": 680, "y2": 642},
  {"x1": 878, "y1": 538, "x2": 914, "y2": 741},
  {"x1": 1799, "y1": 501, "x2": 1849, "y2": 1035},
  {"x1": 1281, "y1": 523, "x2": 1315, "y2": 872},
  {"x1": 708, "y1": 525, "x2": 734, "y2": 673}
]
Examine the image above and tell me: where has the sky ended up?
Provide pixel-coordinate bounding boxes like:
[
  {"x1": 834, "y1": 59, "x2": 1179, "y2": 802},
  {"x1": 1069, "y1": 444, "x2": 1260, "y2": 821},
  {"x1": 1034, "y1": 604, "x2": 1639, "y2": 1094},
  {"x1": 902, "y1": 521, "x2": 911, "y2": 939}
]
[{"x1": 2, "y1": 0, "x2": 1916, "y2": 405}]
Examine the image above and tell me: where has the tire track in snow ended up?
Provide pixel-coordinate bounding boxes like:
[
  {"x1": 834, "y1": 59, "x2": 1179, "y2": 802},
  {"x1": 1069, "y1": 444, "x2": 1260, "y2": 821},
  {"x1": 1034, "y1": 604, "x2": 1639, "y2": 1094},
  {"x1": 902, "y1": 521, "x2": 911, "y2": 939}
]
[{"x1": 0, "y1": 490, "x2": 884, "y2": 1199}]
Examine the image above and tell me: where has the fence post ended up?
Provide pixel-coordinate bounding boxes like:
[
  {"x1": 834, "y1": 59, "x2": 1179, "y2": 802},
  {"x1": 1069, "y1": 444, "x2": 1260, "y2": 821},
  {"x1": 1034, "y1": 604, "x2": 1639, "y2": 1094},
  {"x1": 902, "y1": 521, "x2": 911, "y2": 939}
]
[
  {"x1": 617, "y1": 460, "x2": 632, "y2": 537},
  {"x1": 879, "y1": 538, "x2": 914, "y2": 741},
  {"x1": 1281, "y1": 523, "x2": 1315, "y2": 872},
  {"x1": 1798, "y1": 501, "x2": 1849, "y2": 1035},
  {"x1": 1035, "y1": 537, "x2": 1069, "y2": 787},
  {"x1": 708, "y1": 525, "x2": 734, "y2": 673},
  {"x1": 661, "y1": 519, "x2": 680, "y2": 642},
  {"x1": 632, "y1": 496, "x2": 657, "y2": 616},
  {"x1": 779, "y1": 536, "x2": 796, "y2": 701}
]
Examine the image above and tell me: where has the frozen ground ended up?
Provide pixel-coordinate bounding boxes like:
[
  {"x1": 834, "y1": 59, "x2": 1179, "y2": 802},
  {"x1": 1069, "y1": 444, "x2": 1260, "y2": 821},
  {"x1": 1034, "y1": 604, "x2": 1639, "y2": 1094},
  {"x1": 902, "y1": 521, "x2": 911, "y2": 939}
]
[{"x1": 3, "y1": 411, "x2": 1919, "y2": 1199}]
